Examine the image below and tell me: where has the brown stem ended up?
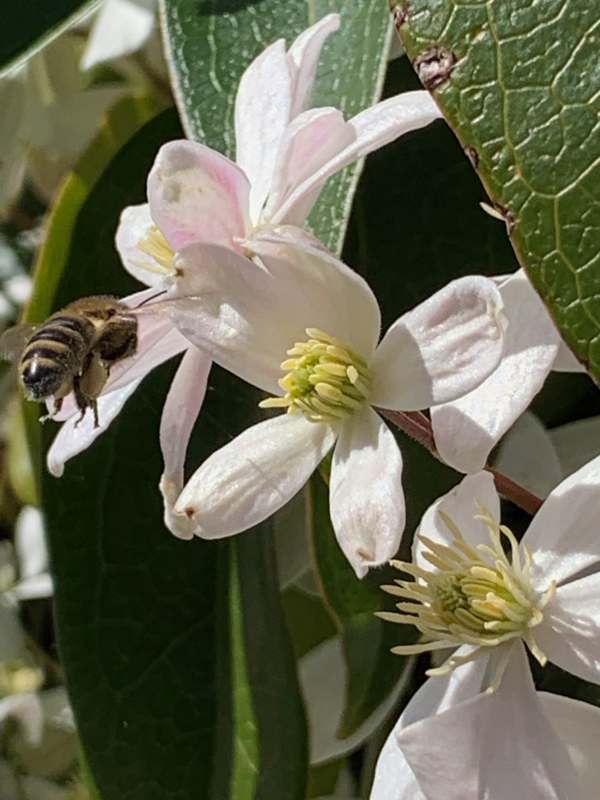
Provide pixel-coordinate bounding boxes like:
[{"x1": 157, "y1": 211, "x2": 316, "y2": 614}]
[{"x1": 377, "y1": 407, "x2": 543, "y2": 517}]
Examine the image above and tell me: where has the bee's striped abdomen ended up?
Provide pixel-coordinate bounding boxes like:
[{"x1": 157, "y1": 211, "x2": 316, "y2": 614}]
[{"x1": 19, "y1": 314, "x2": 94, "y2": 401}]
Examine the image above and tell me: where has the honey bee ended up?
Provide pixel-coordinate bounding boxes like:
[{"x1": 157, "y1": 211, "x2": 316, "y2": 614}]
[{"x1": 0, "y1": 294, "x2": 159, "y2": 427}]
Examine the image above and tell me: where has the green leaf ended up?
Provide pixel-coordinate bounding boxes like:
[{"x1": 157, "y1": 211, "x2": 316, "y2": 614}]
[
  {"x1": 394, "y1": 0, "x2": 600, "y2": 382},
  {"x1": 308, "y1": 56, "x2": 521, "y2": 737},
  {"x1": 33, "y1": 105, "x2": 306, "y2": 799},
  {"x1": 160, "y1": 0, "x2": 391, "y2": 253},
  {"x1": 0, "y1": 0, "x2": 100, "y2": 77}
]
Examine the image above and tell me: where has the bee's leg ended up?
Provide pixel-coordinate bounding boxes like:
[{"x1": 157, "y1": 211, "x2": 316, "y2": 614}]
[
  {"x1": 72, "y1": 374, "x2": 88, "y2": 428},
  {"x1": 53, "y1": 397, "x2": 64, "y2": 415}
]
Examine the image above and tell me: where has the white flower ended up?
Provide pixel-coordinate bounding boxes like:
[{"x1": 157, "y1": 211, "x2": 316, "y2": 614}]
[
  {"x1": 430, "y1": 269, "x2": 584, "y2": 473},
  {"x1": 81, "y1": 0, "x2": 156, "y2": 71},
  {"x1": 378, "y1": 462, "x2": 600, "y2": 716},
  {"x1": 164, "y1": 233, "x2": 505, "y2": 575},
  {"x1": 370, "y1": 645, "x2": 600, "y2": 800},
  {"x1": 0, "y1": 507, "x2": 52, "y2": 603},
  {"x1": 137, "y1": 13, "x2": 441, "y2": 257}
]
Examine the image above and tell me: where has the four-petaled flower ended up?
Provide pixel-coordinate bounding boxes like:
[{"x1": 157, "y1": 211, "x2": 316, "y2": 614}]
[{"x1": 165, "y1": 233, "x2": 506, "y2": 576}]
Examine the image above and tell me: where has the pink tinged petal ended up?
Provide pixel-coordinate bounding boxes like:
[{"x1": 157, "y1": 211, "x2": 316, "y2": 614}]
[
  {"x1": 115, "y1": 203, "x2": 169, "y2": 288},
  {"x1": 524, "y1": 453, "x2": 600, "y2": 587},
  {"x1": 286, "y1": 14, "x2": 340, "y2": 118},
  {"x1": 234, "y1": 39, "x2": 293, "y2": 223},
  {"x1": 147, "y1": 140, "x2": 250, "y2": 251},
  {"x1": 46, "y1": 380, "x2": 143, "y2": 478},
  {"x1": 397, "y1": 645, "x2": 580, "y2": 800},
  {"x1": 371, "y1": 276, "x2": 506, "y2": 412},
  {"x1": 272, "y1": 91, "x2": 442, "y2": 226},
  {"x1": 264, "y1": 108, "x2": 355, "y2": 225},
  {"x1": 159, "y1": 347, "x2": 212, "y2": 541},
  {"x1": 170, "y1": 240, "x2": 380, "y2": 394},
  {"x1": 540, "y1": 692, "x2": 600, "y2": 795},
  {"x1": 431, "y1": 271, "x2": 560, "y2": 473},
  {"x1": 413, "y1": 472, "x2": 499, "y2": 569},
  {"x1": 330, "y1": 408, "x2": 404, "y2": 578},
  {"x1": 0, "y1": 694, "x2": 43, "y2": 746},
  {"x1": 173, "y1": 414, "x2": 336, "y2": 539},
  {"x1": 534, "y1": 574, "x2": 600, "y2": 684}
]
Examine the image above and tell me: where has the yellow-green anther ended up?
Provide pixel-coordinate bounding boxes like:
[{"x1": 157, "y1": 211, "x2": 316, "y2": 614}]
[
  {"x1": 259, "y1": 328, "x2": 371, "y2": 422},
  {"x1": 381, "y1": 508, "x2": 556, "y2": 672}
]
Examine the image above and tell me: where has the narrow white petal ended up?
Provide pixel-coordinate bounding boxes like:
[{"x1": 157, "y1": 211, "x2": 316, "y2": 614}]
[
  {"x1": 535, "y1": 575, "x2": 600, "y2": 684},
  {"x1": 174, "y1": 414, "x2": 336, "y2": 538},
  {"x1": 159, "y1": 347, "x2": 211, "y2": 541},
  {"x1": 115, "y1": 204, "x2": 170, "y2": 288},
  {"x1": 81, "y1": 0, "x2": 156, "y2": 70},
  {"x1": 46, "y1": 380, "x2": 143, "y2": 478},
  {"x1": 371, "y1": 276, "x2": 505, "y2": 411},
  {"x1": 524, "y1": 454, "x2": 600, "y2": 587},
  {"x1": 171, "y1": 239, "x2": 380, "y2": 394},
  {"x1": 235, "y1": 39, "x2": 293, "y2": 222},
  {"x1": 287, "y1": 14, "x2": 340, "y2": 117},
  {"x1": 398, "y1": 645, "x2": 579, "y2": 800},
  {"x1": 494, "y1": 412, "x2": 562, "y2": 497},
  {"x1": 10, "y1": 574, "x2": 53, "y2": 601},
  {"x1": 413, "y1": 472, "x2": 499, "y2": 568},
  {"x1": 330, "y1": 408, "x2": 404, "y2": 578},
  {"x1": 273, "y1": 91, "x2": 441, "y2": 225},
  {"x1": 431, "y1": 271, "x2": 559, "y2": 472},
  {"x1": 264, "y1": 107, "x2": 355, "y2": 225},
  {"x1": 14, "y1": 506, "x2": 47, "y2": 580},
  {"x1": 550, "y1": 416, "x2": 600, "y2": 478},
  {"x1": 540, "y1": 692, "x2": 600, "y2": 795}
]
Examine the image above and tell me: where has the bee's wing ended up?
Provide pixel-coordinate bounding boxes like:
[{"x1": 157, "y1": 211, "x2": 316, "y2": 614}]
[{"x1": 0, "y1": 323, "x2": 37, "y2": 363}]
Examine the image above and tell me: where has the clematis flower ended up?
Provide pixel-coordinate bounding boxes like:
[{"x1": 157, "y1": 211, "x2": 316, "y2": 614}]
[
  {"x1": 430, "y1": 269, "x2": 584, "y2": 473},
  {"x1": 370, "y1": 644, "x2": 600, "y2": 799},
  {"x1": 377, "y1": 461, "x2": 600, "y2": 721},
  {"x1": 164, "y1": 233, "x2": 506, "y2": 575},
  {"x1": 81, "y1": 0, "x2": 156, "y2": 71},
  {"x1": 132, "y1": 12, "x2": 441, "y2": 260}
]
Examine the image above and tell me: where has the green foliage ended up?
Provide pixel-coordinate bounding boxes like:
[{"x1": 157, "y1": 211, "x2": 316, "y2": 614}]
[
  {"x1": 395, "y1": 0, "x2": 600, "y2": 382},
  {"x1": 160, "y1": 0, "x2": 391, "y2": 252},
  {"x1": 0, "y1": 0, "x2": 100, "y2": 76}
]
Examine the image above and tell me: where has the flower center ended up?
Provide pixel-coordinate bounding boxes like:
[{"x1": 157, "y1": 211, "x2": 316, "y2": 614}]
[
  {"x1": 136, "y1": 225, "x2": 176, "y2": 276},
  {"x1": 259, "y1": 328, "x2": 371, "y2": 422},
  {"x1": 378, "y1": 508, "x2": 555, "y2": 678}
]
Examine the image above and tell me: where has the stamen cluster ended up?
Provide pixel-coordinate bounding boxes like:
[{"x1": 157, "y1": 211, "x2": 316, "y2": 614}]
[
  {"x1": 137, "y1": 225, "x2": 175, "y2": 275},
  {"x1": 379, "y1": 509, "x2": 555, "y2": 676},
  {"x1": 259, "y1": 328, "x2": 371, "y2": 422}
]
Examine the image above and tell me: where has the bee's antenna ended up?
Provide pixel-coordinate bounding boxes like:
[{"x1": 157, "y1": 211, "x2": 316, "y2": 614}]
[{"x1": 134, "y1": 290, "x2": 167, "y2": 309}]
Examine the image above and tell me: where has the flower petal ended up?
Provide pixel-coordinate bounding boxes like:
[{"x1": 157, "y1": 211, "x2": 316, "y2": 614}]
[
  {"x1": 234, "y1": 39, "x2": 293, "y2": 223},
  {"x1": 10, "y1": 574, "x2": 53, "y2": 602},
  {"x1": 46, "y1": 380, "x2": 143, "y2": 478},
  {"x1": 173, "y1": 413, "x2": 336, "y2": 538},
  {"x1": 115, "y1": 203, "x2": 171, "y2": 287},
  {"x1": 494, "y1": 412, "x2": 562, "y2": 498},
  {"x1": 171, "y1": 239, "x2": 380, "y2": 394},
  {"x1": 394, "y1": 645, "x2": 579, "y2": 800},
  {"x1": 300, "y1": 635, "x2": 412, "y2": 766},
  {"x1": 534, "y1": 574, "x2": 600, "y2": 684},
  {"x1": 371, "y1": 276, "x2": 506, "y2": 411},
  {"x1": 272, "y1": 91, "x2": 442, "y2": 225},
  {"x1": 264, "y1": 107, "x2": 355, "y2": 224},
  {"x1": 159, "y1": 346, "x2": 211, "y2": 541},
  {"x1": 147, "y1": 140, "x2": 250, "y2": 250},
  {"x1": 330, "y1": 408, "x2": 404, "y2": 578},
  {"x1": 524, "y1": 453, "x2": 600, "y2": 587},
  {"x1": 81, "y1": 0, "x2": 155, "y2": 70},
  {"x1": 413, "y1": 471, "x2": 499, "y2": 569},
  {"x1": 540, "y1": 692, "x2": 600, "y2": 796},
  {"x1": 431, "y1": 271, "x2": 559, "y2": 472},
  {"x1": 287, "y1": 14, "x2": 340, "y2": 118},
  {"x1": 14, "y1": 506, "x2": 47, "y2": 580},
  {"x1": 0, "y1": 693, "x2": 43, "y2": 746}
]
